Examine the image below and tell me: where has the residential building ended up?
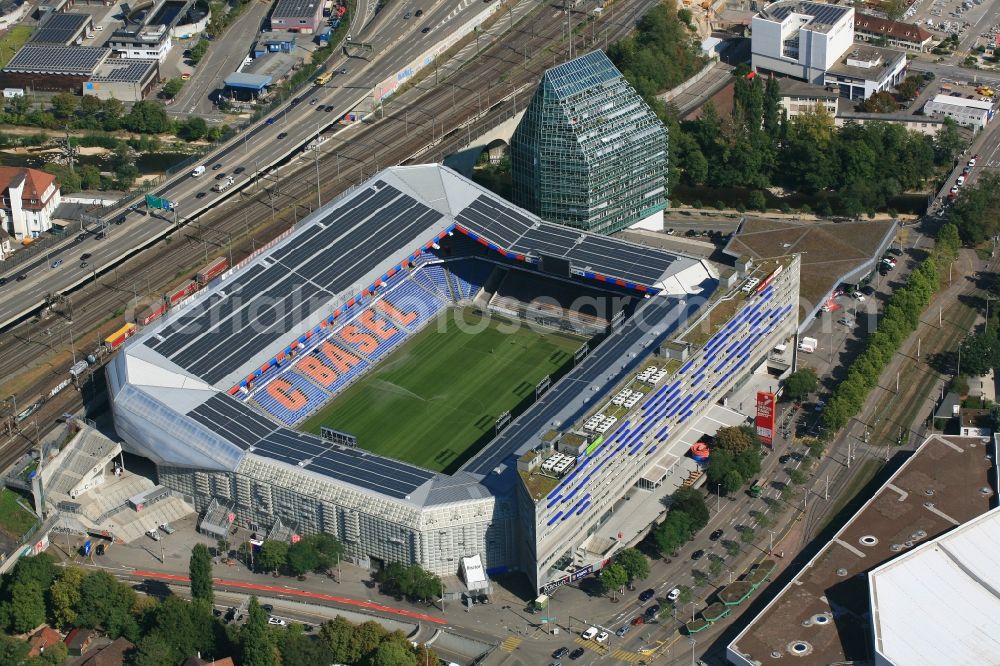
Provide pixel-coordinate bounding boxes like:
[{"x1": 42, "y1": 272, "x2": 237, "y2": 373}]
[
  {"x1": 84, "y1": 58, "x2": 159, "y2": 101},
  {"x1": 959, "y1": 408, "x2": 992, "y2": 437},
  {"x1": 751, "y1": 1, "x2": 856, "y2": 84},
  {"x1": 510, "y1": 50, "x2": 668, "y2": 235},
  {"x1": 776, "y1": 77, "x2": 839, "y2": 116},
  {"x1": 0, "y1": 167, "x2": 60, "y2": 241},
  {"x1": 269, "y1": 0, "x2": 324, "y2": 33},
  {"x1": 924, "y1": 94, "x2": 994, "y2": 130},
  {"x1": 854, "y1": 13, "x2": 934, "y2": 52},
  {"x1": 27, "y1": 627, "x2": 62, "y2": 657},
  {"x1": 65, "y1": 637, "x2": 135, "y2": 666},
  {"x1": 824, "y1": 44, "x2": 907, "y2": 100},
  {"x1": 834, "y1": 107, "x2": 946, "y2": 135}
]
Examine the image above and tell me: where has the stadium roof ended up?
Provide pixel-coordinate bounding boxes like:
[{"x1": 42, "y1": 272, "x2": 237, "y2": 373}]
[
  {"x1": 727, "y1": 434, "x2": 998, "y2": 665},
  {"x1": 117, "y1": 165, "x2": 706, "y2": 503},
  {"x1": 30, "y1": 12, "x2": 92, "y2": 45},
  {"x1": 869, "y1": 506, "x2": 1000, "y2": 665},
  {"x1": 4, "y1": 44, "x2": 108, "y2": 75}
]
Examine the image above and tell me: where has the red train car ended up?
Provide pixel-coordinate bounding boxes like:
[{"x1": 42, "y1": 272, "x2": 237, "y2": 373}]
[
  {"x1": 104, "y1": 323, "x2": 136, "y2": 350},
  {"x1": 167, "y1": 279, "x2": 199, "y2": 306},
  {"x1": 196, "y1": 258, "x2": 228, "y2": 285},
  {"x1": 138, "y1": 302, "x2": 168, "y2": 326}
]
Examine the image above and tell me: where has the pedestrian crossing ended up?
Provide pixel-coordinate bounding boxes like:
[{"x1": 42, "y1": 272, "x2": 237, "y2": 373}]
[
  {"x1": 500, "y1": 636, "x2": 522, "y2": 652},
  {"x1": 574, "y1": 637, "x2": 609, "y2": 654},
  {"x1": 611, "y1": 648, "x2": 645, "y2": 663}
]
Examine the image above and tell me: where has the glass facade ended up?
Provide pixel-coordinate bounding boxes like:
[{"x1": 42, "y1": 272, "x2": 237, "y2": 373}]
[{"x1": 511, "y1": 51, "x2": 668, "y2": 235}]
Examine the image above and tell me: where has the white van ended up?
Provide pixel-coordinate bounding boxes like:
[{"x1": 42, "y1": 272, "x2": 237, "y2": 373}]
[{"x1": 191, "y1": 165, "x2": 206, "y2": 177}]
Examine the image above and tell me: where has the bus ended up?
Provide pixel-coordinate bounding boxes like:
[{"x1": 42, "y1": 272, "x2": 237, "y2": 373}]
[{"x1": 315, "y1": 71, "x2": 333, "y2": 86}]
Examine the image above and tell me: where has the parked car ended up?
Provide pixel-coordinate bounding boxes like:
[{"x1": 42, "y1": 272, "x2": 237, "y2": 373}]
[
  {"x1": 212, "y1": 163, "x2": 223, "y2": 170},
  {"x1": 80, "y1": 253, "x2": 92, "y2": 261},
  {"x1": 779, "y1": 454, "x2": 792, "y2": 464},
  {"x1": 581, "y1": 627, "x2": 598, "y2": 640},
  {"x1": 267, "y1": 617, "x2": 286, "y2": 626},
  {"x1": 76, "y1": 233, "x2": 87, "y2": 242},
  {"x1": 196, "y1": 192, "x2": 207, "y2": 199},
  {"x1": 51, "y1": 259, "x2": 63, "y2": 268},
  {"x1": 645, "y1": 604, "x2": 660, "y2": 619},
  {"x1": 691, "y1": 549, "x2": 705, "y2": 560},
  {"x1": 615, "y1": 625, "x2": 629, "y2": 637},
  {"x1": 415, "y1": 8, "x2": 423, "y2": 15},
  {"x1": 552, "y1": 647, "x2": 569, "y2": 659},
  {"x1": 277, "y1": 132, "x2": 288, "y2": 139},
  {"x1": 569, "y1": 648, "x2": 585, "y2": 660},
  {"x1": 638, "y1": 588, "x2": 655, "y2": 602},
  {"x1": 421, "y1": 26, "x2": 430, "y2": 32},
  {"x1": 630, "y1": 615, "x2": 645, "y2": 626},
  {"x1": 853, "y1": 291, "x2": 865, "y2": 302},
  {"x1": 666, "y1": 588, "x2": 680, "y2": 602},
  {"x1": 234, "y1": 166, "x2": 246, "y2": 174},
  {"x1": 709, "y1": 529, "x2": 724, "y2": 541}
]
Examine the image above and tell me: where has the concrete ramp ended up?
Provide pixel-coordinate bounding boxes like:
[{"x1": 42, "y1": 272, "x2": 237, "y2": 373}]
[{"x1": 444, "y1": 110, "x2": 524, "y2": 176}]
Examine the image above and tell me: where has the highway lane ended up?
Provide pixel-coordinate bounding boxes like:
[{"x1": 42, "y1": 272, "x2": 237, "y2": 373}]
[{"x1": 0, "y1": 0, "x2": 494, "y2": 327}]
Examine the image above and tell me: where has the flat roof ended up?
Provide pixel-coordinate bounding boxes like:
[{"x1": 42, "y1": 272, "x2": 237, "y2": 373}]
[
  {"x1": 30, "y1": 12, "x2": 91, "y2": 45},
  {"x1": 271, "y1": 0, "x2": 321, "y2": 19},
  {"x1": 869, "y1": 506, "x2": 1000, "y2": 665},
  {"x1": 927, "y1": 94, "x2": 994, "y2": 111},
  {"x1": 89, "y1": 58, "x2": 157, "y2": 84},
  {"x1": 760, "y1": 1, "x2": 850, "y2": 31},
  {"x1": 827, "y1": 45, "x2": 905, "y2": 82},
  {"x1": 4, "y1": 44, "x2": 108, "y2": 75},
  {"x1": 224, "y1": 72, "x2": 272, "y2": 90},
  {"x1": 728, "y1": 434, "x2": 997, "y2": 664}
]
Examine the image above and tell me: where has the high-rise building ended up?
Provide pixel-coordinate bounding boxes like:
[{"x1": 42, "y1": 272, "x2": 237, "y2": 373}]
[{"x1": 510, "y1": 50, "x2": 668, "y2": 235}]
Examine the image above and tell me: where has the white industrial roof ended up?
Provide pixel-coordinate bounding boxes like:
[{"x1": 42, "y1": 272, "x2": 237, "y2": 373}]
[
  {"x1": 869, "y1": 506, "x2": 1000, "y2": 666},
  {"x1": 928, "y1": 94, "x2": 994, "y2": 111}
]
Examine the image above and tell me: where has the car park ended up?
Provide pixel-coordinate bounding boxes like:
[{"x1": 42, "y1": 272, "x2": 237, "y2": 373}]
[
  {"x1": 638, "y1": 588, "x2": 655, "y2": 602},
  {"x1": 709, "y1": 529, "x2": 724, "y2": 541},
  {"x1": 666, "y1": 588, "x2": 680, "y2": 602},
  {"x1": 581, "y1": 627, "x2": 598, "y2": 640},
  {"x1": 569, "y1": 648, "x2": 585, "y2": 660},
  {"x1": 552, "y1": 647, "x2": 569, "y2": 659}
]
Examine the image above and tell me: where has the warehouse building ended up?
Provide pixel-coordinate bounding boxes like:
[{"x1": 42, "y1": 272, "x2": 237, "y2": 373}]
[
  {"x1": 923, "y1": 94, "x2": 994, "y2": 130},
  {"x1": 0, "y1": 44, "x2": 109, "y2": 92},
  {"x1": 29, "y1": 11, "x2": 93, "y2": 45},
  {"x1": 84, "y1": 58, "x2": 159, "y2": 101},
  {"x1": 269, "y1": 0, "x2": 324, "y2": 33}
]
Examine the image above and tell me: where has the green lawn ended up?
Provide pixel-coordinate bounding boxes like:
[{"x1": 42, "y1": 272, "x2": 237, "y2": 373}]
[
  {"x1": 0, "y1": 487, "x2": 38, "y2": 538},
  {"x1": 0, "y1": 26, "x2": 34, "y2": 69},
  {"x1": 301, "y1": 308, "x2": 583, "y2": 472}
]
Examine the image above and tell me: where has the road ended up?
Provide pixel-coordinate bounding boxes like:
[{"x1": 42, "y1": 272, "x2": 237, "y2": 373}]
[{"x1": 0, "y1": 0, "x2": 502, "y2": 328}]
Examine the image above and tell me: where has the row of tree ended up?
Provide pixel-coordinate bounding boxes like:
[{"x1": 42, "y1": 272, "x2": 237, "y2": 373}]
[
  {"x1": 374, "y1": 562, "x2": 443, "y2": 604},
  {"x1": 704, "y1": 425, "x2": 764, "y2": 496},
  {"x1": 649, "y1": 486, "x2": 710, "y2": 556},
  {"x1": 598, "y1": 548, "x2": 650, "y2": 599},
  {"x1": 820, "y1": 224, "x2": 960, "y2": 432},
  {"x1": 242, "y1": 533, "x2": 345, "y2": 577},
  {"x1": 948, "y1": 172, "x2": 1000, "y2": 243}
]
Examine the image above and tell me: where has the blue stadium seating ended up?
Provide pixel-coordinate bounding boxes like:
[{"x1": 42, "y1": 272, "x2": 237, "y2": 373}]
[
  {"x1": 448, "y1": 259, "x2": 493, "y2": 299},
  {"x1": 413, "y1": 264, "x2": 454, "y2": 299},
  {"x1": 380, "y1": 280, "x2": 446, "y2": 331},
  {"x1": 254, "y1": 371, "x2": 330, "y2": 425}
]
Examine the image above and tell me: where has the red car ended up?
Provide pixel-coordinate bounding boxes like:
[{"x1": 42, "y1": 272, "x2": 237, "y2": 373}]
[{"x1": 631, "y1": 616, "x2": 645, "y2": 626}]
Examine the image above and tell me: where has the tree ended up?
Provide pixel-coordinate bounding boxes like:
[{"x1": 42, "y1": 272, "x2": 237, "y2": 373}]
[
  {"x1": 898, "y1": 75, "x2": 922, "y2": 99},
  {"x1": 161, "y1": 78, "x2": 185, "y2": 99},
  {"x1": 150, "y1": 595, "x2": 198, "y2": 663},
  {"x1": 37, "y1": 639, "x2": 67, "y2": 665},
  {"x1": 50, "y1": 93, "x2": 79, "y2": 119},
  {"x1": 279, "y1": 627, "x2": 334, "y2": 664},
  {"x1": 309, "y1": 533, "x2": 344, "y2": 571},
  {"x1": 748, "y1": 190, "x2": 767, "y2": 211},
  {"x1": 123, "y1": 100, "x2": 171, "y2": 134},
  {"x1": 707, "y1": 448, "x2": 737, "y2": 490},
  {"x1": 615, "y1": 548, "x2": 650, "y2": 583},
  {"x1": 353, "y1": 621, "x2": 387, "y2": 659},
  {"x1": 671, "y1": 486, "x2": 709, "y2": 531},
  {"x1": 862, "y1": 91, "x2": 899, "y2": 114},
  {"x1": 9, "y1": 553, "x2": 58, "y2": 590},
  {"x1": 76, "y1": 570, "x2": 138, "y2": 639},
  {"x1": 783, "y1": 368, "x2": 818, "y2": 402},
  {"x1": 0, "y1": 634, "x2": 29, "y2": 665},
  {"x1": 959, "y1": 331, "x2": 998, "y2": 377},
  {"x1": 414, "y1": 644, "x2": 440, "y2": 666},
  {"x1": 722, "y1": 468, "x2": 744, "y2": 495},
  {"x1": 714, "y1": 425, "x2": 759, "y2": 455},
  {"x1": 951, "y1": 374, "x2": 970, "y2": 396},
  {"x1": 258, "y1": 540, "x2": 288, "y2": 573},
  {"x1": 128, "y1": 634, "x2": 175, "y2": 666},
  {"x1": 189, "y1": 543, "x2": 214, "y2": 605},
  {"x1": 241, "y1": 597, "x2": 278, "y2": 666},
  {"x1": 740, "y1": 528, "x2": 756, "y2": 544},
  {"x1": 110, "y1": 146, "x2": 139, "y2": 188},
  {"x1": 79, "y1": 164, "x2": 102, "y2": 190},
  {"x1": 376, "y1": 563, "x2": 441, "y2": 603},
  {"x1": 882, "y1": 0, "x2": 907, "y2": 21},
  {"x1": 286, "y1": 540, "x2": 320, "y2": 576},
  {"x1": 9, "y1": 581, "x2": 46, "y2": 633},
  {"x1": 653, "y1": 510, "x2": 692, "y2": 555},
  {"x1": 934, "y1": 117, "x2": 964, "y2": 165},
  {"x1": 176, "y1": 116, "x2": 208, "y2": 141},
  {"x1": 599, "y1": 563, "x2": 628, "y2": 599},
  {"x1": 372, "y1": 638, "x2": 418, "y2": 666},
  {"x1": 320, "y1": 616, "x2": 357, "y2": 664},
  {"x1": 733, "y1": 448, "x2": 762, "y2": 481},
  {"x1": 189, "y1": 39, "x2": 210, "y2": 65},
  {"x1": 50, "y1": 567, "x2": 85, "y2": 627},
  {"x1": 788, "y1": 469, "x2": 808, "y2": 485},
  {"x1": 44, "y1": 163, "x2": 81, "y2": 194}
]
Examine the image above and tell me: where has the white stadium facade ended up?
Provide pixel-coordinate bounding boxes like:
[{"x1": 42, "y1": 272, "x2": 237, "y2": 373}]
[{"x1": 108, "y1": 165, "x2": 801, "y2": 592}]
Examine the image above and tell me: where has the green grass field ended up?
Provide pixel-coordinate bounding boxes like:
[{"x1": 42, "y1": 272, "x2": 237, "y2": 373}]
[
  {"x1": 301, "y1": 309, "x2": 583, "y2": 472},
  {"x1": 0, "y1": 26, "x2": 33, "y2": 69},
  {"x1": 0, "y1": 488, "x2": 38, "y2": 538}
]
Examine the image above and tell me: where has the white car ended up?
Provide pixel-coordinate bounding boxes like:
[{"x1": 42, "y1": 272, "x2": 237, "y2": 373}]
[
  {"x1": 957, "y1": 175, "x2": 966, "y2": 186},
  {"x1": 267, "y1": 617, "x2": 286, "y2": 626},
  {"x1": 582, "y1": 626, "x2": 598, "y2": 640},
  {"x1": 853, "y1": 291, "x2": 865, "y2": 302},
  {"x1": 968, "y1": 157, "x2": 977, "y2": 168},
  {"x1": 595, "y1": 631, "x2": 610, "y2": 643},
  {"x1": 667, "y1": 587, "x2": 681, "y2": 602}
]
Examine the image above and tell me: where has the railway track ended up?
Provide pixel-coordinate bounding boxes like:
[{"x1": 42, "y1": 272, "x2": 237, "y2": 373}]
[{"x1": 0, "y1": 0, "x2": 655, "y2": 433}]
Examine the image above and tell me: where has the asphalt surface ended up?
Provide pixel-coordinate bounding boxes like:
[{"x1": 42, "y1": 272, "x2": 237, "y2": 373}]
[{"x1": 0, "y1": 0, "x2": 500, "y2": 328}]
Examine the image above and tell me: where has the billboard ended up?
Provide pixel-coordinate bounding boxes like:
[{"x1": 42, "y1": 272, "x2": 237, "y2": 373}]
[{"x1": 755, "y1": 391, "x2": 776, "y2": 446}]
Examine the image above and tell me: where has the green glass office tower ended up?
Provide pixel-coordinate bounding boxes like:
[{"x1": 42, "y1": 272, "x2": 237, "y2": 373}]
[{"x1": 510, "y1": 50, "x2": 668, "y2": 235}]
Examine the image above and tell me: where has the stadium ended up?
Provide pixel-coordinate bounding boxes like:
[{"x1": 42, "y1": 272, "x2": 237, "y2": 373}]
[{"x1": 107, "y1": 165, "x2": 801, "y2": 592}]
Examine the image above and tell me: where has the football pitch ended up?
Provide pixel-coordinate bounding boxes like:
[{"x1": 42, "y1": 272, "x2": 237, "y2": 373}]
[{"x1": 301, "y1": 308, "x2": 584, "y2": 473}]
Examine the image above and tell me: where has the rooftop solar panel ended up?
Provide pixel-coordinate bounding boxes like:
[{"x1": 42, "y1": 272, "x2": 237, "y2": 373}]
[
  {"x1": 30, "y1": 13, "x2": 91, "y2": 45},
  {"x1": 5, "y1": 44, "x2": 108, "y2": 74}
]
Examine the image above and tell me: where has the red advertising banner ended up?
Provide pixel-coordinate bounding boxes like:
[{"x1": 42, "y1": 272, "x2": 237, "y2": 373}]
[{"x1": 755, "y1": 391, "x2": 776, "y2": 446}]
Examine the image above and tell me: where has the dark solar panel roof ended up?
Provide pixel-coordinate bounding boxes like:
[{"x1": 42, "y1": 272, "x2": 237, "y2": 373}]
[
  {"x1": 146, "y1": 181, "x2": 443, "y2": 385},
  {"x1": 5, "y1": 44, "x2": 107, "y2": 74},
  {"x1": 185, "y1": 393, "x2": 434, "y2": 498},
  {"x1": 456, "y1": 195, "x2": 679, "y2": 286},
  {"x1": 768, "y1": 1, "x2": 848, "y2": 24},
  {"x1": 30, "y1": 12, "x2": 91, "y2": 44},
  {"x1": 272, "y1": 0, "x2": 320, "y2": 19},
  {"x1": 90, "y1": 58, "x2": 156, "y2": 83},
  {"x1": 544, "y1": 50, "x2": 621, "y2": 101}
]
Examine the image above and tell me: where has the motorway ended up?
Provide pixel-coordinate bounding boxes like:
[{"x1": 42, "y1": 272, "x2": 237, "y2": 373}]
[{"x1": 0, "y1": 0, "x2": 511, "y2": 328}]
